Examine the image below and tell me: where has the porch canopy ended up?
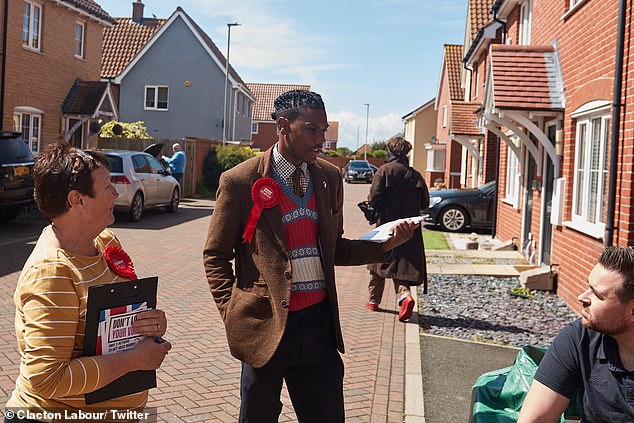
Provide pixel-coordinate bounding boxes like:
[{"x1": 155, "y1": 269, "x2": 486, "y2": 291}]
[
  {"x1": 479, "y1": 44, "x2": 565, "y2": 177},
  {"x1": 62, "y1": 80, "x2": 119, "y2": 144},
  {"x1": 451, "y1": 101, "x2": 483, "y2": 183}
]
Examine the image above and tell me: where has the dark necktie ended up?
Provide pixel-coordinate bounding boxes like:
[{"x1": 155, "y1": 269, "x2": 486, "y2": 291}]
[{"x1": 292, "y1": 167, "x2": 304, "y2": 197}]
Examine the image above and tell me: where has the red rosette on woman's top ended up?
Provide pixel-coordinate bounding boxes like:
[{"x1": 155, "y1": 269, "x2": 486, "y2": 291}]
[
  {"x1": 242, "y1": 178, "x2": 282, "y2": 244},
  {"x1": 103, "y1": 245, "x2": 138, "y2": 280}
]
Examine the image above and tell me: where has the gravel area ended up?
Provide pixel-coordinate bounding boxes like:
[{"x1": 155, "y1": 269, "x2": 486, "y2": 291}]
[
  {"x1": 418, "y1": 274, "x2": 579, "y2": 348},
  {"x1": 426, "y1": 256, "x2": 522, "y2": 265}
]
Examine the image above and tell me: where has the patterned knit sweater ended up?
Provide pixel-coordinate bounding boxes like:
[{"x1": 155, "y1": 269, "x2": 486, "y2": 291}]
[
  {"x1": 274, "y1": 173, "x2": 328, "y2": 311},
  {"x1": 7, "y1": 227, "x2": 147, "y2": 422}
]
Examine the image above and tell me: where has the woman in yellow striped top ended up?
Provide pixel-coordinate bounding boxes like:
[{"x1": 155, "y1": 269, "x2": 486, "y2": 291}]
[{"x1": 5, "y1": 142, "x2": 171, "y2": 422}]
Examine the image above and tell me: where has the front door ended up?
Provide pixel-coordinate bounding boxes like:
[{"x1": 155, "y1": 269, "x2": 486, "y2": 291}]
[
  {"x1": 540, "y1": 125, "x2": 556, "y2": 265},
  {"x1": 521, "y1": 148, "x2": 534, "y2": 258}
]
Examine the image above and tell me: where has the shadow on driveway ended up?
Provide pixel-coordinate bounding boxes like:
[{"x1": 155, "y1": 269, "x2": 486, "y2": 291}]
[{"x1": 111, "y1": 200, "x2": 213, "y2": 231}]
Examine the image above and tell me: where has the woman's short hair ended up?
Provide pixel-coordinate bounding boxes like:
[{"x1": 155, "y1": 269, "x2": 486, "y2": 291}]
[
  {"x1": 387, "y1": 136, "x2": 412, "y2": 158},
  {"x1": 598, "y1": 246, "x2": 634, "y2": 303},
  {"x1": 34, "y1": 142, "x2": 110, "y2": 219}
]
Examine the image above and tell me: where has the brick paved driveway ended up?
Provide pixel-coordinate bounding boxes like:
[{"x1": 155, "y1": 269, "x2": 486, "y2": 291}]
[{"x1": 0, "y1": 182, "x2": 406, "y2": 422}]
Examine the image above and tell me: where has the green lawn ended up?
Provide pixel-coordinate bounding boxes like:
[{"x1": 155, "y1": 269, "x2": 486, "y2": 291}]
[{"x1": 422, "y1": 229, "x2": 450, "y2": 250}]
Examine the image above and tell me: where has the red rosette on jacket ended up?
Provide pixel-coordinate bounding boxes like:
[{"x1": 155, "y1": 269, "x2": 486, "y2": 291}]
[
  {"x1": 242, "y1": 178, "x2": 282, "y2": 244},
  {"x1": 103, "y1": 245, "x2": 138, "y2": 280}
]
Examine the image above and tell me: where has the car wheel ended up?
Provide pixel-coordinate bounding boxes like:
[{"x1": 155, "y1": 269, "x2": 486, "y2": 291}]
[
  {"x1": 0, "y1": 208, "x2": 20, "y2": 222},
  {"x1": 439, "y1": 206, "x2": 468, "y2": 232},
  {"x1": 128, "y1": 192, "x2": 144, "y2": 222},
  {"x1": 165, "y1": 188, "x2": 179, "y2": 213}
]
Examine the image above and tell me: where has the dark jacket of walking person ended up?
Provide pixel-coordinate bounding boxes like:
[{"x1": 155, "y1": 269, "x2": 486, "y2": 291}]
[{"x1": 367, "y1": 136, "x2": 429, "y2": 321}]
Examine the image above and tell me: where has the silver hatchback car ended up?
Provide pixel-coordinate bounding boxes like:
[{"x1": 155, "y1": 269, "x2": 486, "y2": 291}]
[{"x1": 104, "y1": 150, "x2": 180, "y2": 222}]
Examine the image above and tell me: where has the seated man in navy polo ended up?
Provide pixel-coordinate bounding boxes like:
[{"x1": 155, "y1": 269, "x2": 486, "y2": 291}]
[{"x1": 518, "y1": 246, "x2": 634, "y2": 423}]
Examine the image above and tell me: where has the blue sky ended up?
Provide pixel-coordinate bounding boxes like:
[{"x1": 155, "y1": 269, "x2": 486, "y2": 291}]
[{"x1": 98, "y1": 0, "x2": 467, "y2": 150}]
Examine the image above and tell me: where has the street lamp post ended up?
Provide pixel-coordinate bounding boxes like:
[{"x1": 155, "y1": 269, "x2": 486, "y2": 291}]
[
  {"x1": 222, "y1": 22, "x2": 240, "y2": 145},
  {"x1": 364, "y1": 103, "x2": 370, "y2": 160}
]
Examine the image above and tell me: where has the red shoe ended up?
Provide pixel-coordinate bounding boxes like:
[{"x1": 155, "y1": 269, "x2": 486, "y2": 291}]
[
  {"x1": 398, "y1": 294, "x2": 415, "y2": 322},
  {"x1": 367, "y1": 301, "x2": 379, "y2": 311}
]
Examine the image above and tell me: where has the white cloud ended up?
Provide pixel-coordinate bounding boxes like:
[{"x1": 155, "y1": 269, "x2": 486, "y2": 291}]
[
  {"x1": 187, "y1": 0, "x2": 343, "y2": 87},
  {"x1": 329, "y1": 111, "x2": 403, "y2": 151}
]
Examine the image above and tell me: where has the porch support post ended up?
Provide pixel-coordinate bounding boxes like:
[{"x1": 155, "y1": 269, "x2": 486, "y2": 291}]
[
  {"x1": 504, "y1": 110, "x2": 560, "y2": 178},
  {"x1": 486, "y1": 113, "x2": 542, "y2": 176}
]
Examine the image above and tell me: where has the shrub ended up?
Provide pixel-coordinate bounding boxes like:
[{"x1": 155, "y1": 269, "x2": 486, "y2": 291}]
[
  {"x1": 99, "y1": 120, "x2": 151, "y2": 139},
  {"x1": 371, "y1": 149, "x2": 388, "y2": 158},
  {"x1": 201, "y1": 145, "x2": 256, "y2": 194}
]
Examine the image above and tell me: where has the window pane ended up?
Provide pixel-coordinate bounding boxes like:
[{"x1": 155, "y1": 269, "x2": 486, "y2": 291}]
[
  {"x1": 75, "y1": 23, "x2": 84, "y2": 57},
  {"x1": 588, "y1": 171, "x2": 598, "y2": 224},
  {"x1": 31, "y1": 115, "x2": 40, "y2": 152},
  {"x1": 157, "y1": 87, "x2": 168, "y2": 109},
  {"x1": 32, "y1": 5, "x2": 40, "y2": 49},
  {"x1": 145, "y1": 87, "x2": 155, "y2": 108},
  {"x1": 600, "y1": 119, "x2": 610, "y2": 223},
  {"x1": 23, "y1": 3, "x2": 30, "y2": 45},
  {"x1": 574, "y1": 123, "x2": 586, "y2": 216}
]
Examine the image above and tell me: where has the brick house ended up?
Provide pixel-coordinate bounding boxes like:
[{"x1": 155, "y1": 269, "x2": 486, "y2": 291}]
[
  {"x1": 0, "y1": 0, "x2": 116, "y2": 153},
  {"x1": 246, "y1": 82, "x2": 339, "y2": 152},
  {"x1": 460, "y1": 0, "x2": 633, "y2": 311}
]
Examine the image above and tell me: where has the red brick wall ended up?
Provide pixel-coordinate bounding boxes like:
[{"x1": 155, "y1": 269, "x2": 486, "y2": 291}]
[
  {"x1": 490, "y1": 0, "x2": 634, "y2": 310},
  {"x1": 250, "y1": 122, "x2": 277, "y2": 151},
  {"x1": 495, "y1": 143, "x2": 523, "y2": 243},
  {"x1": 1, "y1": 2, "x2": 105, "y2": 149}
]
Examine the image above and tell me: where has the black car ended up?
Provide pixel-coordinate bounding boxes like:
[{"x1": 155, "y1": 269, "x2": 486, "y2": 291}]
[
  {"x1": 343, "y1": 160, "x2": 373, "y2": 183},
  {"x1": 0, "y1": 132, "x2": 35, "y2": 222},
  {"x1": 421, "y1": 181, "x2": 496, "y2": 232}
]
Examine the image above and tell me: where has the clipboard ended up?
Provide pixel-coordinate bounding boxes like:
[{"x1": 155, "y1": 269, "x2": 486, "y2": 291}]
[{"x1": 83, "y1": 276, "x2": 158, "y2": 404}]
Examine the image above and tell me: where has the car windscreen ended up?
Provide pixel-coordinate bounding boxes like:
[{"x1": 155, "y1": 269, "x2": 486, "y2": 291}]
[
  {"x1": 106, "y1": 155, "x2": 124, "y2": 173},
  {"x1": 349, "y1": 161, "x2": 371, "y2": 170},
  {"x1": 0, "y1": 136, "x2": 33, "y2": 164}
]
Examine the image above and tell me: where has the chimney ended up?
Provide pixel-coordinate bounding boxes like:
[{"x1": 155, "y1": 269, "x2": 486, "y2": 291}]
[{"x1": 132, "y1": 0, "x2": 144, "y2": 23}]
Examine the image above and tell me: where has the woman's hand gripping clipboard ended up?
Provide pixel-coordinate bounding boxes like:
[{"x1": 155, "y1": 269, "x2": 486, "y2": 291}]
[{"x1": 83, "y1": 276, "x2": 158, "y2": 404}]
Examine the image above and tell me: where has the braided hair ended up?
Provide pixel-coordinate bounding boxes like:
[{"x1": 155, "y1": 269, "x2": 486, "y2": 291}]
[{"x1": 271, "y1": 90, "x2": 325, "y2": 122}]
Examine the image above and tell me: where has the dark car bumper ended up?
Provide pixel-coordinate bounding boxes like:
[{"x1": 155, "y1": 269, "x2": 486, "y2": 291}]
[{"x1": 420, "y1": 207, "x2": 439, "y2": 223}]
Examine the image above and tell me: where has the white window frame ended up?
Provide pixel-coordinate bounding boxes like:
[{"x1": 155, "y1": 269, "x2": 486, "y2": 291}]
[
  {"x1": 570, "y1": 0, "x2": 583, "y2": 9},
  {"x1": 13, "y1": 108, "x2": 42, "y2": 154},
  {"x1": 442, "y1": 105, "x2": 447, "y2": 128},
  {"x1": 504, "y1": 139, "x2": 520, "y2": 208},
  {"x1": 425, "y1": 144, "x2": 446, "y2": 172},
  {"x1": 74, "y1": 21, "x2": 85, "y2": 59},
  {"x1": 23, "y1": 1, "x2": 42, "y2": 51},
  {"x1": 519, "y1": 0, "x2": 532, "y2": 45},
  {"x1": 251, "y1": 122, "x2": 258, "y2": 134},
  {"x1": 569, "y1": 109, "x2": 610, "y2": 238},
  {"x1": 144, "y1": 85, "x2": 169, "y2": 111}
]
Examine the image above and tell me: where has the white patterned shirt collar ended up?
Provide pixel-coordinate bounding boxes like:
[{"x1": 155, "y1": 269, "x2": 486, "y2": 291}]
[{"x1": 272, "y1": 144, "x2": 309, "y2": 190}]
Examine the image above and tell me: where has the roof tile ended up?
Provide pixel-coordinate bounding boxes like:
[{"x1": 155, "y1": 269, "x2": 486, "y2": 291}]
[
  {"x1": 62, "y1": 0, "x2": 115, "y2": 23},
  {"x1": 101, "y1": 18, "x2": 166, "y2": 79},
  {"x1": 470, "y1": 0, "x2": 495, "y2": 39},
  {"x1": 451, "y1": 101, "x2": 481, "y2": 135},
  {"x1": 490, "y1": 44, "x2": 564, "y2": 111},
  {"x1": 62, "y1": 80, "x2": 109, "y2": 114},
  {"x1": 445, "y1": 44, "x2": 464, "y2": 101},
  {"x1": 246, "y1": 83, "x2": 311, "y2": 121}
]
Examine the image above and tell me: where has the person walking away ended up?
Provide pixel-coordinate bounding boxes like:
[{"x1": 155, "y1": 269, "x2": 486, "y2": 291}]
[
  {"x1": 163, "y1": 143, "x2": 186, "y2": 183},
  {"x1": 203, "y1": 90, "x2": 418, "y2": 422},
  {"x1": 366, "y1": 136, "x2": 430, "y2": 322}
]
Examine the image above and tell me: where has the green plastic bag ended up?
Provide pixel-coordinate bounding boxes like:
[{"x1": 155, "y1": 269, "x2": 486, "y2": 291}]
[{"x1": 470, "y1": 345, "x2": 579, "y2": 423}]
